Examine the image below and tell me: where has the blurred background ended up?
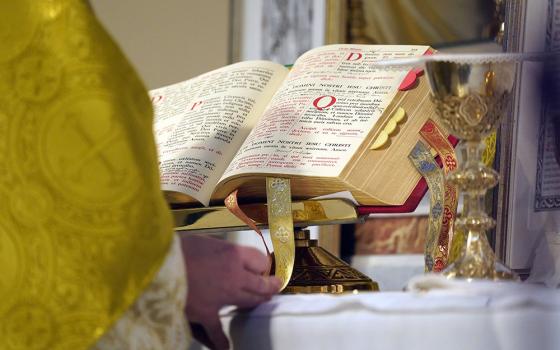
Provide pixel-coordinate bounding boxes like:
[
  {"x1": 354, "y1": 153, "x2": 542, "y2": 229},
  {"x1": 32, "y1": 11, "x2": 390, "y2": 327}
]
[{"x1": 91, "y1": 0, "x2": 502, "y2": 88}]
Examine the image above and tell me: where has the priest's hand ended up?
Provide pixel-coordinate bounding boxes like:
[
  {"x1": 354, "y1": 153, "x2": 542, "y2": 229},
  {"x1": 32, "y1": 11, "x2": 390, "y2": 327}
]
[{"x1": 180, "y1": 234, "x2": 281, "y2": 350}]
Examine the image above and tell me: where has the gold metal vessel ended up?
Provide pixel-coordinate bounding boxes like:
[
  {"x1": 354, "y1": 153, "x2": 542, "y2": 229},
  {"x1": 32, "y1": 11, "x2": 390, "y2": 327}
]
[{"x1": 425, "y1": 57, "x2": 518, "y2": 280}]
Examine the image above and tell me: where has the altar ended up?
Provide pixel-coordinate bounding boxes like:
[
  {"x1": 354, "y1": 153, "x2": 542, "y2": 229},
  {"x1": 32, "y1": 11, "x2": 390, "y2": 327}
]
[{"x1": 219, "y1": 280, "x2": 560, "y2": 350}]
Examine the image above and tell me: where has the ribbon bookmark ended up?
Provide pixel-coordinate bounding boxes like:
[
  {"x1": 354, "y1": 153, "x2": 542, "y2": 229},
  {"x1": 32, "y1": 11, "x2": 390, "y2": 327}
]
[
  {"x1": 419, "y1": 119, "x2": 459, "y2": 271},
  {"x1": 408, "y1": 141, "x2": 445, "y2": 272},
  {"x1": 266, "y1": 178, "x2": 295, "y2": 291},
  {"x1": 225, "y1": 190, "x2": 272, "y2": 276}
]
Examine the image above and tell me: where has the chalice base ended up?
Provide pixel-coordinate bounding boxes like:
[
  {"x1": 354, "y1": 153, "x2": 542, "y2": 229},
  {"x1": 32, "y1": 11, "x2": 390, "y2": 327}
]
[
  {"x1": 443, "y1": 259, "x2": 519, "y2": 281},
  {"x1": 493, "y1": 260, "x2": 520, "y2": 281}
]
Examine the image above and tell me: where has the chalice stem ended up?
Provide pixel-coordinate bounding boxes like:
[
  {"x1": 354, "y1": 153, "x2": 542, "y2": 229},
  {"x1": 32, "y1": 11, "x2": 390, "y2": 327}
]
[
  {"x1": 461, "y1": 140, "x2": 494, "y2": 221},
  {"x1": 444, "y1": 140, "x2": 502, "y2": 278}
]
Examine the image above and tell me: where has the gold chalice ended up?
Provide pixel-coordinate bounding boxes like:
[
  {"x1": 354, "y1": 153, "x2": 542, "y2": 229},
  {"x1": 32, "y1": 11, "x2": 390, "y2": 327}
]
[{"x1": 425, "y1": 57, "x2": 518, "y2": 280}]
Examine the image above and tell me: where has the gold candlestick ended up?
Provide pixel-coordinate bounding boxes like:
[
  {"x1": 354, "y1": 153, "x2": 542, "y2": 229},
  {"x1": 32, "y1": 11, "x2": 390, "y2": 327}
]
[{"x1": 425, "y1": 57, "x2": 519, "y2": 280}]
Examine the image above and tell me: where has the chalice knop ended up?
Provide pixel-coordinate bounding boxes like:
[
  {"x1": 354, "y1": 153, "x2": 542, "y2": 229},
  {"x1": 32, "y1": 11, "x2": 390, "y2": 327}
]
[{"x1": 425, "y1": 56, "x2": 518, "y2": 280}]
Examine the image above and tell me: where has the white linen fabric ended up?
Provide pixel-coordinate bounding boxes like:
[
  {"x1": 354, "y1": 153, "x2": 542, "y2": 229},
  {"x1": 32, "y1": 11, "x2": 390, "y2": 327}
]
[
  {"x1": 93, "y1": 235, "x2": 190, "y2": 350},
  {"x1": 221, "y1": 275, "x2": 560, "y2": 350},
  {"x1": 352, "y1": 254, "x2": 425, "y2": 291}
]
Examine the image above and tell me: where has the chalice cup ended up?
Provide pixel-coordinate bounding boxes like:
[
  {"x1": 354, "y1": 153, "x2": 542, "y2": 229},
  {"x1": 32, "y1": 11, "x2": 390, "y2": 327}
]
[{"x1": 425, "y1": 57, "x2": 518, "y2": 280}]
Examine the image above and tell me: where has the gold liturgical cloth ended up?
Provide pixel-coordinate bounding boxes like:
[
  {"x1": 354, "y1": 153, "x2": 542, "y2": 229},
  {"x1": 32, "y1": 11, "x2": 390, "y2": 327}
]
[{"x1": 0, "y1": 1, "x2": 173, "y2": 349}]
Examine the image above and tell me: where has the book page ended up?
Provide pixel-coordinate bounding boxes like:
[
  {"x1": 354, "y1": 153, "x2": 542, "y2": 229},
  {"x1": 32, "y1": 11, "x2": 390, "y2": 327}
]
[
  {"x1": 151, "y1": 61, "x2": 288, "y2": 205},
  {"x1": 219, "y1": 45, "x2": 428, "y2": 182}
]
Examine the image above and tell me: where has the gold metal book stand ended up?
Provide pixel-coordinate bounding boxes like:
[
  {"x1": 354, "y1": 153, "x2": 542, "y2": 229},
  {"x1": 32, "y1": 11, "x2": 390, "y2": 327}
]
[
  {"x1": 173, "y1": 199, "x2": 379, "y2": 294},
  {"x1": 284, "y1": 228, "x2": 378, "y2": 294}
]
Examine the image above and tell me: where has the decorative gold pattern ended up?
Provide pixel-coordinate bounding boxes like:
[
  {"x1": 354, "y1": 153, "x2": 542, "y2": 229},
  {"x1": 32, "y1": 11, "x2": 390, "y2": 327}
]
[
  {"x1": 266, "y1": 178, "x2": 295, "y2": 290},
  {"x1": 293, "y1": 201, "x2": 328, "y2": 221},
  {"x1": 430, "y1": 91, "x2": 511, "y2": 141},
  {"x1": 408, "y1": 141, "x2": 445, "y2": 272},
  {"x1": 447, "y1": 228, "x2": 466, "y2": 264},
  {"x1": 425, "y1": 59, "x2": 518, "y2": 280},
  {"x1": 93, "y1": 236, "x2": 190, "y2": 350},
  {"x1": 419, "y1": 119, "x2": 459, "y2": 270},
  {"x1": 0, "y1": 2, "x2": 174, "y2": 348},
  {"x1": 482, "y1": 131, "x2": 497, "y2": 167}
]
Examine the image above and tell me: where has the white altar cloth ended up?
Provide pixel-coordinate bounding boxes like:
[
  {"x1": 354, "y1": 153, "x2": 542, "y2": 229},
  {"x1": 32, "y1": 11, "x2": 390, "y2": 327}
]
[
  {"x1": 220, "y1": 278, "x2": 560, "y2": 350},
  {"x1": 352, "y1": 254, "x2": 425, "y2": 291}
]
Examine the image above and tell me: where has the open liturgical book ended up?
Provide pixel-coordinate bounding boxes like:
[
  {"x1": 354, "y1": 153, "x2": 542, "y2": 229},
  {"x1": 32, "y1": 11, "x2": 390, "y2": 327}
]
[{"x1": 151, "y1": 44, "x2": 445, "y2": 208}]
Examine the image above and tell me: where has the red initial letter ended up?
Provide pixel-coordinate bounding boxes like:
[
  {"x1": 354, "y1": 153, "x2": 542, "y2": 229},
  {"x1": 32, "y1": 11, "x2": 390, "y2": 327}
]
[
  {"x1": 151, "y1": 95, "x2": 164, "y2": 104},
  {"x1": 346, "y1": 52, "x2": 363, "y2": 61},
  {"x1": 313, "y1": 95, "x2": 337, "y2": 111},
  {"x1": 191, "y1": 101, "x2": 203, "y2": 110}
]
